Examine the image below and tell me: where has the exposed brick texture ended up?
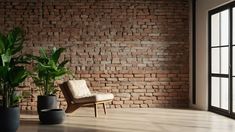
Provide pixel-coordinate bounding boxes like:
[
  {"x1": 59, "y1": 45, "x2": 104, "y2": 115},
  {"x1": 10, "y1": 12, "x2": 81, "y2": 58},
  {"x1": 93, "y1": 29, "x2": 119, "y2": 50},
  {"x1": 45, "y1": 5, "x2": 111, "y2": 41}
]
[{"x1": 0, "y1": 0, "x2": 189, "y2": 111}]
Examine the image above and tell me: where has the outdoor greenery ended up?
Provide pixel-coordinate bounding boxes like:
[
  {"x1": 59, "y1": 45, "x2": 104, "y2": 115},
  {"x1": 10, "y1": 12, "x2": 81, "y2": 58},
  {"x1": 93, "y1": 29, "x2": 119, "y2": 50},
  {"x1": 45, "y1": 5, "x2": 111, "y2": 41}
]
[
  {"x1": 31, "y1": 47, "x2": 70, "y2": 96},
  {"x1": 0, "y1": 27, "x2": 30, "y2": 108}
]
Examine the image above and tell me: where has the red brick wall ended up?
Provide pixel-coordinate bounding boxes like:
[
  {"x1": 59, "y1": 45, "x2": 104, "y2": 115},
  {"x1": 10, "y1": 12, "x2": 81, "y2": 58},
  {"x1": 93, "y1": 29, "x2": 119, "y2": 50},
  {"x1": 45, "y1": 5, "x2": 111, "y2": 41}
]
[{"x1": 0, "y1": 0, "x2": 189, "y2": 111}]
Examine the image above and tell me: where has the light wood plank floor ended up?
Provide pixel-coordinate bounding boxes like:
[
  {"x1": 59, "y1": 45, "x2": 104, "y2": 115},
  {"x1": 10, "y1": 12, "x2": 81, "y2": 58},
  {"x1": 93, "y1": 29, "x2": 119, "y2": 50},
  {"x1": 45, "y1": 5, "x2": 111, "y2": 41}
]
[{"x1": 19, "y1": 108, "x2": 235, "y2": 132}]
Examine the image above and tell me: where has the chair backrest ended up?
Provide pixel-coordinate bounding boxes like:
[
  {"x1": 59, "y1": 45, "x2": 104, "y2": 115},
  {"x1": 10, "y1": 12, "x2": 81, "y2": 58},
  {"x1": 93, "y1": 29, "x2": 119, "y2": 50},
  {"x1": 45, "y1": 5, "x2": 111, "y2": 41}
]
[
  {"x1": 59, "y1": 82, "x2": 74, "y2": 104},
  {"x1": 67, "y1": 80, "x2": 91, "y2": 99}
]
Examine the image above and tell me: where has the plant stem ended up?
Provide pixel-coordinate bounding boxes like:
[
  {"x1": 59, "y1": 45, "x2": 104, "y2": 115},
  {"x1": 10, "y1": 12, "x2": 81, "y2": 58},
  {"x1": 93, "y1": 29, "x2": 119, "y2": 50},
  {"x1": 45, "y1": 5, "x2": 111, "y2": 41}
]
[
  {"x1": 45, "y1": 71, "x2": 49, "y2": 95},
  {"x1": 9, "y1": 86, "x2": 14, "y2": 107},
  {"x1": 3, "y1": 84, "x2": 6, "y2": 108},
  {"x1": 3, "y1": 83, "x2": 9, "y2": 108}
]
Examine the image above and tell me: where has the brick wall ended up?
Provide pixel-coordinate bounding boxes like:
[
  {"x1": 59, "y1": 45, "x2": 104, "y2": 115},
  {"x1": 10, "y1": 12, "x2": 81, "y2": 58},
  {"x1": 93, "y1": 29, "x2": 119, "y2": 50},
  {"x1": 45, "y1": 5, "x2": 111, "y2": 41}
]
[{"x1": 0, "y1": 0, "x2": 189, "y2": 111}]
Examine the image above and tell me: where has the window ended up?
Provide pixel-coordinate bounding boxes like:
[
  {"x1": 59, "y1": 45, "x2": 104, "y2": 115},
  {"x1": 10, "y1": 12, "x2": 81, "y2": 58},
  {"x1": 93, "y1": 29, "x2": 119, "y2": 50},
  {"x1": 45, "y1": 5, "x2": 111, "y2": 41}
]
[{"x1": 209, "y1": 2, "x2": 235, "y2": 118}]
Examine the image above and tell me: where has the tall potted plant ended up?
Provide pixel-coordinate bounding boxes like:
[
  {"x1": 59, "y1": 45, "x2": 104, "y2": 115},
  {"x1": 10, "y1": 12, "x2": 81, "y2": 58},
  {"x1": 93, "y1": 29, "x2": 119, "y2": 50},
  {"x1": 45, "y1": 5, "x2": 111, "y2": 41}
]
[
  {"x1": 0, "y1": 27, "x2": 29, "y2": 132},
  {"x1": 31, "y1": 47, "x2": 69, "y2": 114}
]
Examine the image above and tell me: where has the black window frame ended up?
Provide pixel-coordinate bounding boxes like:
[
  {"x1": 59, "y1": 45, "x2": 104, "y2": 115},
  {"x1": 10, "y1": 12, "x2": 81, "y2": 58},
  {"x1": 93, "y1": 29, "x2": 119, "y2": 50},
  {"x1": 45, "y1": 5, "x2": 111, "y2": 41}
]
[{"x1": 208, "y1": 1, "x2": 235, "y2": 118}]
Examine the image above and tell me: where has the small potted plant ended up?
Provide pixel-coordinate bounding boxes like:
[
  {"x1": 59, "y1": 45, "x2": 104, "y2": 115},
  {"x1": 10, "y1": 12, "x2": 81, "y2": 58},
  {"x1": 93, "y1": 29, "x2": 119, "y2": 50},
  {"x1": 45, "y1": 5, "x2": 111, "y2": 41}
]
[
  {"x1": 0, "y1": 27, "x2": 29, "y2": 132},
  {"x1": 31, "y1": 47, "x2": 69, "y2": 114}
]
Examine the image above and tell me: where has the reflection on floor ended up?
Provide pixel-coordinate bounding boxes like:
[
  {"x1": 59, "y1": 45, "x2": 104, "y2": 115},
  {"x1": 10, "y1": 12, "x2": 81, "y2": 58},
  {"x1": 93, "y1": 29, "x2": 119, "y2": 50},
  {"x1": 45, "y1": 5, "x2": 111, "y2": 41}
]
[{"x1": 19, "y1": 108, "x2": 235, "y2": 132}]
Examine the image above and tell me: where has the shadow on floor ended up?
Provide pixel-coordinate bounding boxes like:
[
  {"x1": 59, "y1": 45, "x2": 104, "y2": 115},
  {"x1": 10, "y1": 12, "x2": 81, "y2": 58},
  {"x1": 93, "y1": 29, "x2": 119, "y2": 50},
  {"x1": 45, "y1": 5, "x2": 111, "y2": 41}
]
[
  {"x1": 20, "y1": 119, "x2": 40, "y2": 125},
  {"x1": 19, "y1": 119, "x2": 115, "y2": 132}
]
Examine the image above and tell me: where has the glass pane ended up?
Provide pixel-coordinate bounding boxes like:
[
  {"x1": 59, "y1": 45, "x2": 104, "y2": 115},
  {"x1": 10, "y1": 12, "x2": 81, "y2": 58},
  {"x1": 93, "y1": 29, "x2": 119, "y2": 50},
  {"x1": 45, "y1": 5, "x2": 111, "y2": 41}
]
[
  {"x1": 221, "y1": 78, "x2": 228, "y2": 110},
  {"x1": 212, "y1": 48, "x2": 220, "y2": 73},
  {"x1": 211, "y1": 13, "x2": 220, "y2": 46},
  {"x1": 221, "y1": 47, "x2": 228, "y2": 74},
  {"x1": 211, "y1": 77, "x2": 220, "y2": 107},
  {"x1": 233, "y1": 46, "x2": 235, "y2": 76},
  {"x1": 221, "y1": 10, "x2": 229, "y2": 46}
]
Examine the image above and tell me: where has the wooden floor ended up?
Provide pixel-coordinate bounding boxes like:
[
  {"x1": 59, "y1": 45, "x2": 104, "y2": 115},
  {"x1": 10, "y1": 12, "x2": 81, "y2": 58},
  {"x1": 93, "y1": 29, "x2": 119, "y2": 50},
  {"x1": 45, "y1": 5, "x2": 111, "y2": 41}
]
[{"x1": 19, "y1": 108, "x2": 235, "y2": 132}]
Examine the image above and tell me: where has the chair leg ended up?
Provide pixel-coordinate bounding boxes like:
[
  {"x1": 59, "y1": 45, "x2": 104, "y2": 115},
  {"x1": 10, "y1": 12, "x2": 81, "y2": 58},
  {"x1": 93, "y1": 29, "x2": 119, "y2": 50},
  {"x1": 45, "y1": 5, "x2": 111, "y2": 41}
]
[
  {"x1": 103, "y1": 103, "x2": 107, "y2": 115},
  {"x1": 94, "y1": 103, "x2": 98, "y2": 118},
  {"x1": 65, "y1": 103, "x2": 80, "y2": 113}
]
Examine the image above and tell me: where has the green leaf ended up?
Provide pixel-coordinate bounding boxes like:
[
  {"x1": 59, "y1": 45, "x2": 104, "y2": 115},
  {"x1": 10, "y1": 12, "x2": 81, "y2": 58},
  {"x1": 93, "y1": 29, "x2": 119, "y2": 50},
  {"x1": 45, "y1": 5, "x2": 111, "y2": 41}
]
[
  {"x1": 9, "y1": 66, "x2": 28, "y2": 87},
  {"x1": 51, "y1": 48, "x2": 65, "y2": 64},
  {"x1": 7, "y1": 27, "x2": 24, "y2": 55},
  {"x1": 0, "y1": 66, "x2": 9, "y2": 79},
  {"x1": 10, "y1": 55, "x2": 31, "y2": 66},
  {"x1": 54, "y1": 68, "x2": 68, "y2": 76},
  {"x1": 1, "y1": 53, "x2": 11, "y2": 66},
  {"x1": 32, "y1": 77, "x2": 44, "y2": 87},
  {"x1": 48, "y1": 59, "x2": 57, "y2": 70},
  {"x1": 10, "y1": 92, "x2": 22, "y2": 107},
  {"x1": 28, "y1": 54, "x2": 48, "y2": 64},
  {"x1": 58, "y1": 60, "x2": 69, "y2": 68},
  {"x1": 38, "y1": 61, "x2": 53, "y2": 69},
  {"x1": 39, "y1": 48, "x2": 47, "y2": 58}
]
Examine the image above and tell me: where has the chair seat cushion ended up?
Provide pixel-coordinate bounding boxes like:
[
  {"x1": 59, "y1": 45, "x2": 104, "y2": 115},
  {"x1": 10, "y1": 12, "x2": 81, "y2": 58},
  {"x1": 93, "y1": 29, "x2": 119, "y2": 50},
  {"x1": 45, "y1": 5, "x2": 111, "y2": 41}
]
[{"x1": 74, "y1": 93, "x2": 114, "y2": 104}]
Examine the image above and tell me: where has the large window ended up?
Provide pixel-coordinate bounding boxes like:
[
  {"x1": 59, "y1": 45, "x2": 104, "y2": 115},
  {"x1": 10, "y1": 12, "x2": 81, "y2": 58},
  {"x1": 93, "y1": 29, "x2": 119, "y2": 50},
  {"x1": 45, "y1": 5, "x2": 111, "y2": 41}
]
[{"x1": 209, "y1": 2, "x2": 235, "y2": 118}]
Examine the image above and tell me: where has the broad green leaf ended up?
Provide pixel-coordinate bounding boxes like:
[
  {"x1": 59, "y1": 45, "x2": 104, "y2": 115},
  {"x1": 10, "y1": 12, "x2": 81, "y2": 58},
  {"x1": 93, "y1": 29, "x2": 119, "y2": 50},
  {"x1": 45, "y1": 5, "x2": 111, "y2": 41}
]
[
  {"x1": 39, "y1": 48, "x2": 47, "y2": 58},
  {"x1": 7, "y1": 27, "x2": 24, "y2": 55},
  {"x1": 9, "y1": 66, "x2": 28, "y2": 87},
  {"x1": 1, "y1": 54, "x2": 11, "y2": 66},
  {"x1": 10, "y1": 92, "x2": 22, "y2": 107},
  {"x1": 52, "y1": 47, "x2": 57, "y2": 54},
  {"x1": 51, "y1": 48, "x2": 65, "y2": 64},
  {"x1": 0, "y1": 66, "x2": 8, "y2": 80},
  {"x1": 58, "y1": 60, "x2": 69, "y2": 68},
  {"x1": 38, "y1": 61, "x2": 53, "y2": 69},
  {"x1": 52, "y1": 68, "x2": 68, "y2": 79},
  {"x1": 48, "y1": 60, "x2": 57, "y2": 70},
  {"x1": 10, "y1": 55, "x2": 31, "y2": 66}
]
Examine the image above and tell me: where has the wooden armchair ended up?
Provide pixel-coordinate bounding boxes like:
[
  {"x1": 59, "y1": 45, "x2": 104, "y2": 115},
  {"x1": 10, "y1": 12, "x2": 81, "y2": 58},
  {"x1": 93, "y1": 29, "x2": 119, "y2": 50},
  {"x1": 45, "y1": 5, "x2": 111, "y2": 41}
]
[{"x1": 59, "y1": 80, "x2": 114, "y2": 117}]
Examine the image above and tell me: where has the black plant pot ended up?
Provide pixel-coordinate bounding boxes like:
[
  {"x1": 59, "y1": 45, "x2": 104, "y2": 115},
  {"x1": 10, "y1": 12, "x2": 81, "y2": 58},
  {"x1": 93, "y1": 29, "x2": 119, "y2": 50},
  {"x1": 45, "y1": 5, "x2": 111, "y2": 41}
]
[
  {"x1": 0, "y1": 106, "x2": 20, "y2": 132},
  {"x1": 39, "y1": 109, "x2": 65, "y2": 124},
  {"x1": 37, "y1": 95, "x2": 57, "y2": 114}
]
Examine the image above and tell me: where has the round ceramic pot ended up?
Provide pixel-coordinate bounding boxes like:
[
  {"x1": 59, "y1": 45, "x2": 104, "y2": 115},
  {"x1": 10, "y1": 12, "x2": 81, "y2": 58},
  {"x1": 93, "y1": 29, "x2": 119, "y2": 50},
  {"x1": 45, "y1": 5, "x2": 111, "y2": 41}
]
[
  {"x1": 0, "y1": 106, "x2": 20, "y2": 132},
  {"x1": 39, "y1": 109, "x2": 65, "y2": 124},
  {"x1": 37, "y1": 95, "x2": 57, "y2": 114}
]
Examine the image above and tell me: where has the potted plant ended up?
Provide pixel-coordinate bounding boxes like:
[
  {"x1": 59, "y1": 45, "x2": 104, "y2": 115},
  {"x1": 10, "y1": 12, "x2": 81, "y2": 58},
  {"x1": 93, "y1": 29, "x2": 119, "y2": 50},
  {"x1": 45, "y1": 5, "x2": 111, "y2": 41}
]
[
  {"x1": 31, "y1": 47, "x2": 69, "y2": 114},
  {"x1": 0, "y1": 27, "x2": 29, "y2": 132}
]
